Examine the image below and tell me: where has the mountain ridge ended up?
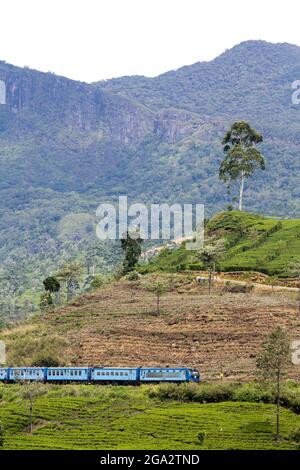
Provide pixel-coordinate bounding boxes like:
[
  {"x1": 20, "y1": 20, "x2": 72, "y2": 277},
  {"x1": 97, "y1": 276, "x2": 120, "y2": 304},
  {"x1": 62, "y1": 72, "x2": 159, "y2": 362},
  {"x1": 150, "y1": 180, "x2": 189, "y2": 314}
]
[{"x1": 1, "y1": 40, "x2": 300, "y2": 320}]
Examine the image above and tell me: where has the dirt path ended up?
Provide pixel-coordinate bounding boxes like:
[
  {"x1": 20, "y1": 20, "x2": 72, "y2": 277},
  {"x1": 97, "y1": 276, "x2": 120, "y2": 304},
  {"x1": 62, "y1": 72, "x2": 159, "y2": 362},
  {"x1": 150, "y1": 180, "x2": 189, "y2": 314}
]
[{"x1": 213, "y1": 276, "x2": 299, "y2": 293}]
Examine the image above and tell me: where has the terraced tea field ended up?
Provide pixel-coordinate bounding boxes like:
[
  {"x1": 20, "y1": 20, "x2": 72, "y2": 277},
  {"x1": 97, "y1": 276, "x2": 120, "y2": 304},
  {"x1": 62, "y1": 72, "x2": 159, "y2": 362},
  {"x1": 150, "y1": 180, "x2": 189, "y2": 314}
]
[
  {"x1": 141, "y1": 211, "x2": 300, "y2": 276},
  {"x1": 1, "y1": 385, "x2": 300, "y2": 450}
]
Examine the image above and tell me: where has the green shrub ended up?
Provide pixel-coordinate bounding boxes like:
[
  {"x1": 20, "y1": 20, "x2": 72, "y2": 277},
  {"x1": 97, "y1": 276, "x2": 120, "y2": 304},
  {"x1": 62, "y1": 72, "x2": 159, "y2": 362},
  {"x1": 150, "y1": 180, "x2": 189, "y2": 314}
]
[
  {"x1": 148, "y1": 381, "x2": 300, "y2": 413},
  {"x1": 90, "y1": 275, "x2": 106, "y2": 289},
  {"x1": 148, "y1": 382, "x2": 237, "y2": 403},
  {"x1": 232, "y1": 382, "x2": 274, "y2": 403},
  {"x1": 290, "y1": 428, "x2": 300, "y2": 443},
  {"x1": 126, "y1": 271, "x2": 140, "y2": 281},
  {"x1": 197, "y1": 431, "x2": 206, "y2": 445},
  {"x1": 31, "y1": 356, "x2": 60, "y2": 367}
]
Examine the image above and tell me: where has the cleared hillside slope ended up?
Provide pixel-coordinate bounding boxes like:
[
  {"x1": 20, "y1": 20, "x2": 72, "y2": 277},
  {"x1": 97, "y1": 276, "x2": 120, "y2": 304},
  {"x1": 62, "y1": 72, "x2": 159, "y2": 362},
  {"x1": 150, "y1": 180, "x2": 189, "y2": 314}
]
[{"x1": 1, "y1": 273, "x2": 299, "y2": 381}]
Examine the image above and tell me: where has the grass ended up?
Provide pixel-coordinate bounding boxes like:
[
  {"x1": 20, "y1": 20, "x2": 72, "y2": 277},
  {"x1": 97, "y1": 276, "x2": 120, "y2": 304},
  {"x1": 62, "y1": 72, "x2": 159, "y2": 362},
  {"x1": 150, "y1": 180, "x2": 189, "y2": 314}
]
[
  {"x1": 139, "y1": 211, "x2": 300, "y2": 276},
  {"x1": 0, "y1": 384, "x2": 300, "y2": 450}
]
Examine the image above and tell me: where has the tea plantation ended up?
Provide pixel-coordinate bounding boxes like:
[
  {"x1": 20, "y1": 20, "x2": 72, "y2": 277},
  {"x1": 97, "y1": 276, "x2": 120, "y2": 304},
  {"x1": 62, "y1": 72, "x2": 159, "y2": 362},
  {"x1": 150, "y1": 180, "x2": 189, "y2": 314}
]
[
  {"x1": 139, "y1": 211, "x2": 300, "y2": 276},
  {"x1": 1, "y1": 384, "x2": 300, "y2": 450}
]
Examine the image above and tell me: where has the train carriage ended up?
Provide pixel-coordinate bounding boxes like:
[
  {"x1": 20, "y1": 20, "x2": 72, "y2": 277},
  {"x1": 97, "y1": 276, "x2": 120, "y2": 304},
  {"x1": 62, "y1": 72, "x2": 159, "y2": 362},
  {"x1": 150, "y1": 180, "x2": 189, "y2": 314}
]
[
  {"x1": 8, "y1": 367, "x2": 45, "y2": 382},
  {"x1": 91, "y1": 367, "x2": 137, "y2": 383},
  {"x1": 0, "y1": 366, "x2": 200, "y2": 384},
  {"x1": 47, "y1": 367, "x2": 89, "y2": 382}
]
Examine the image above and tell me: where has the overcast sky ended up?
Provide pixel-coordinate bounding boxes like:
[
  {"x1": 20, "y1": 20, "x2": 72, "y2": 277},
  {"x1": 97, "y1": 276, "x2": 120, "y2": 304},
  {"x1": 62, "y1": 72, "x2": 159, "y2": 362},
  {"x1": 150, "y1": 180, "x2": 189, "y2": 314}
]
[{"x1": 1, "y1": 0, "x2": 299, "y2": 83}]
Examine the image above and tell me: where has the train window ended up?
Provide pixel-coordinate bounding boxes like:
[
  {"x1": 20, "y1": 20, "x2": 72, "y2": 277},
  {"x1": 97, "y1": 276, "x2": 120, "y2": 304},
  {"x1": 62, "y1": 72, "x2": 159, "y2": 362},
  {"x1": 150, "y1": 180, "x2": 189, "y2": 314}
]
[
  {"x1": 111, "y1": 372, "x2": 115, "y2": 376},
  {"x1": 106, "y1": 372, "x2": 109, "y2": 376},
  {"x1": 60, "y1": 371, "x2": 64, "y2": 376},
  {"x1": 70, "y1": 371, "x2": 73, "y2": 376},
  {"x1": 79, "y1": 371, "x2": 81, "y2": 376},
  {"x1": 102, "y1": 372, "x2": 105, "y2": 376},
  {"x1": 120, "y1": 372, "x2": 123, "y2": 376},
  {"x1": 115, "y1": 372, "x2": 119, "y2": 376}
]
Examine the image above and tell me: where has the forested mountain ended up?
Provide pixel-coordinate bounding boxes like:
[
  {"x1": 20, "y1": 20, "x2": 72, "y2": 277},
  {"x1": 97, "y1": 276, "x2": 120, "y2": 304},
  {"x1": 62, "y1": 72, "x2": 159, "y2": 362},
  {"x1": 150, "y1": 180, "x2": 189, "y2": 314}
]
[{"x1": 1, "y1": 40, "x2": 300, "y2": 320}]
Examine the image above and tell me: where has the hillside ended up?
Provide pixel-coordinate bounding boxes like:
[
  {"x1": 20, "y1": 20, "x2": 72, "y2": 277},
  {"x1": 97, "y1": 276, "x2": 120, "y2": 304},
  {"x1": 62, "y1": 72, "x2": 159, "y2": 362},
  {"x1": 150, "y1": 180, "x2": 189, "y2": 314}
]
[
  {"x1": 1, "y1": 384, "x2": 300, "y2": 450},
  {"x1": 140, "y1": 211, "x2": 300, "y2": 276},
  {"x1": 2, "y1": 273, "x2": 299, "y2": 381},
  {"x1": 1, "y1": 40, "x2": 300, "y2": 322}
]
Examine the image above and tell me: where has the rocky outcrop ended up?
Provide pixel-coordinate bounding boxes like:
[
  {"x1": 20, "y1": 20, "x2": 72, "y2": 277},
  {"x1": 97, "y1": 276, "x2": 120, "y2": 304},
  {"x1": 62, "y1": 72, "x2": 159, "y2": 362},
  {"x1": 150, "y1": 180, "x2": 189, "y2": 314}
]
[{"x1": 0, "y1": 62, "x2": 203, "y2": 146}]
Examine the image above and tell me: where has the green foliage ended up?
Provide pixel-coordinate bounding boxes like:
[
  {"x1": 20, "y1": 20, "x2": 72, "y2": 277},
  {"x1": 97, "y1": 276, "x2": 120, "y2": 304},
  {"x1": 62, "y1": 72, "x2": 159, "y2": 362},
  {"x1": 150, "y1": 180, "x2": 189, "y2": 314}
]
[
  {"x1": 31, "y1": 356, "x2": 60, "y2": 367},
  {"x1": 121, "y1": 232, "x2": 143, "y2": 274},
  {"x1": 39, "y1": 292, "x2": 53, "y2": 311},
  {"x1": 290, "y1": 427, "x2": 300, "y2": 443},
  {"x1": 90, "y1": 275, "x2": 106, "y2": 290},
  {"x1": 220, "y1": 121, "x2": 265, "y2": 210},
  {"x1": 141, "y1": 278, "x2": 169, "y2": 314},
  {"x1": 256, "y1": 327, "x2": 290, "y2": 383},
  {"x1": 141, "y1": 211, "x2": 300, "y2": 277},
  {"x1": 197, "y1": 431, "x2": 206, "y2": 445},
  {"x1": 126, "y1": 270, "x2": 140, "y2": 281},
  {"x1": 256, "y1": 328, "x2": 291, "y2": 440},
  {"x1": 56, "y1": 262, "x2": 83, "y2": 301},
  {"x1": 18, "y1": 382, "x2": 48, "y2": 433},
  {"x1": 0, "y1": 384, "x2": 300, "y2": 449},
  {"x1": 43, "y1": 277, "x2": 60, "y2": 294},
  {"x1": 148, "y1": 381, "x2": 300, "y2": 415},
  {"x1": 4, "y1": 330, "x2": 69, "y2": 367}
]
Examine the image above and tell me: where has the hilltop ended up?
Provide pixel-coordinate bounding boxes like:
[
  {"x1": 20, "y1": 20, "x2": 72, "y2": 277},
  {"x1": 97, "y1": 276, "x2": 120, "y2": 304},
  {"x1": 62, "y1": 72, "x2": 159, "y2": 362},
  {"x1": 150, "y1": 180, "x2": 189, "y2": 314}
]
[{"x1": 140, "y1": 211, "x2": 300, "y2": 276}]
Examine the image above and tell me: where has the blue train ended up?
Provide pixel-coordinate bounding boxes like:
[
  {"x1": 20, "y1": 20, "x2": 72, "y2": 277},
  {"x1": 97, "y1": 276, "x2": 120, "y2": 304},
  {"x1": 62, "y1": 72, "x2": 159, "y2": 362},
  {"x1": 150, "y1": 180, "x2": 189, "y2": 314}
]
[{"x1": 0, "y1": 367, "x2": 200, "y2": 384}]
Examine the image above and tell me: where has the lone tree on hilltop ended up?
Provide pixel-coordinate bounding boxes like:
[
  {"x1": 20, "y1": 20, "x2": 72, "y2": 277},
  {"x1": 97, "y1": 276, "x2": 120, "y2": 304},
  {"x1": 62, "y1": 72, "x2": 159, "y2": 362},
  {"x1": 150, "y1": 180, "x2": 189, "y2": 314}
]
[
  {"x1": 219, "y1": 121, "x2": 265, "y2": 211},
  {"x1": 256, "y1": 327, "x2": 290, "y2": 442},
  {"x1": 198, "y1": 238, "x2": 226, "y2": 294}
]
